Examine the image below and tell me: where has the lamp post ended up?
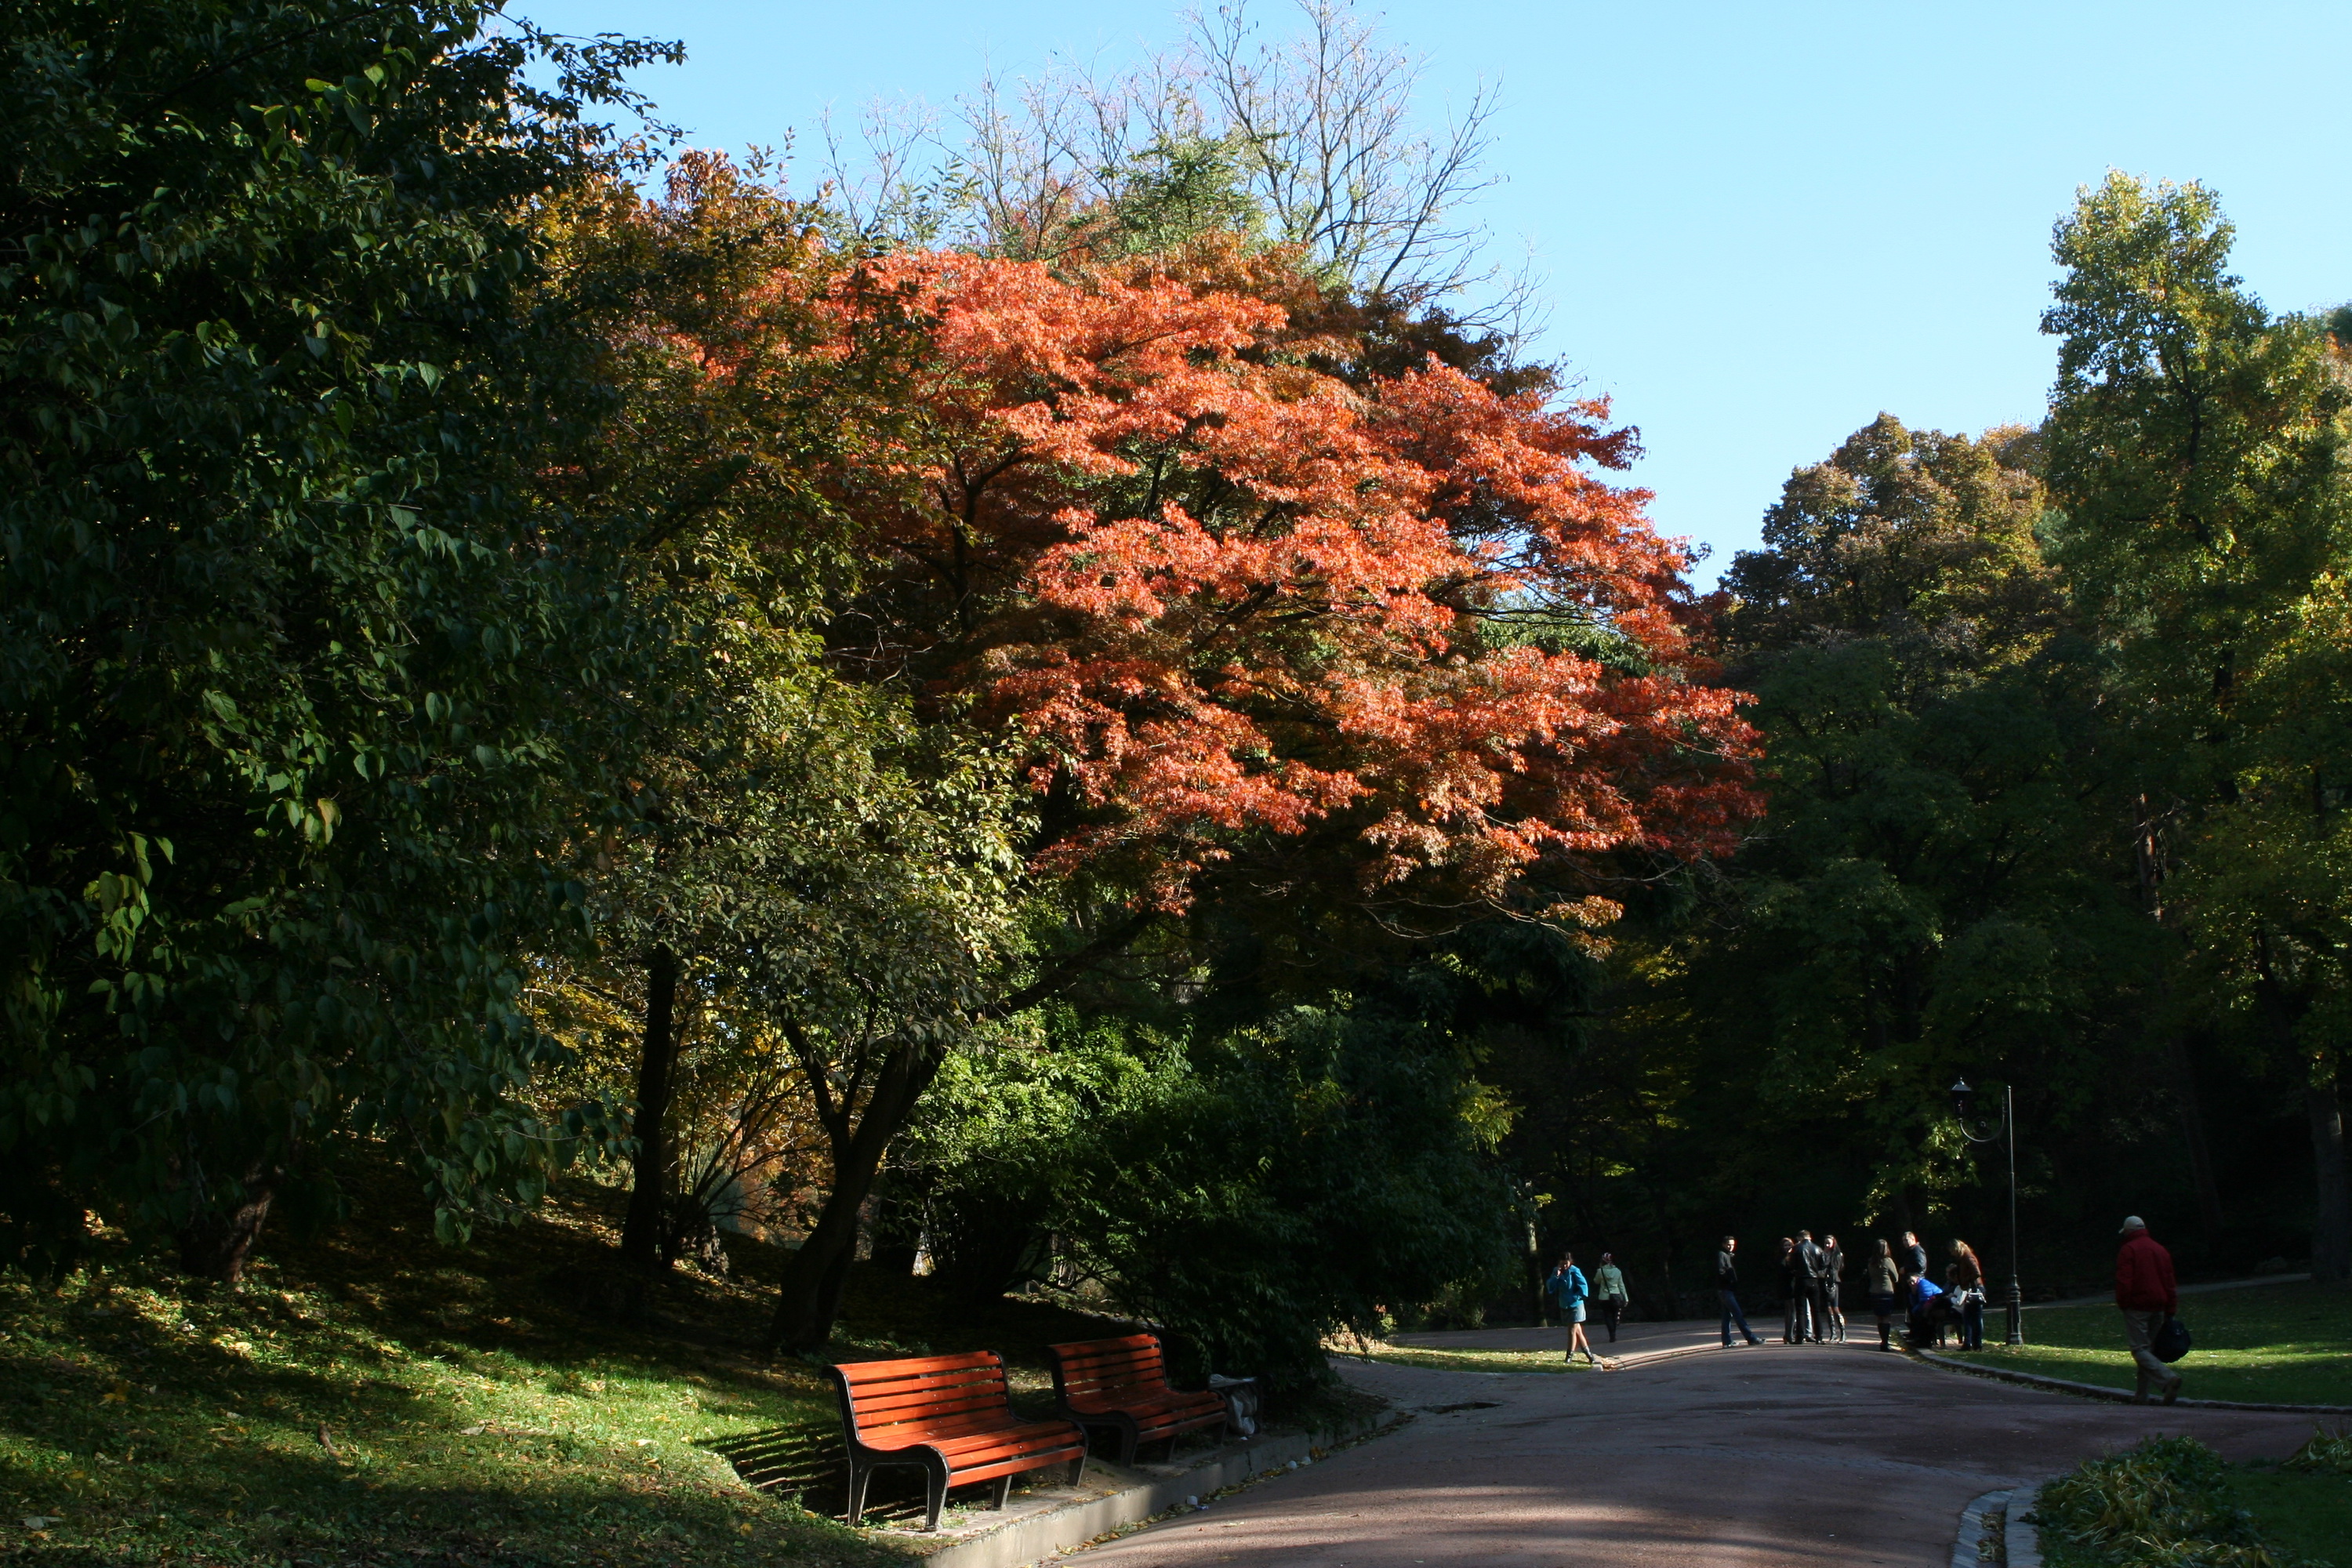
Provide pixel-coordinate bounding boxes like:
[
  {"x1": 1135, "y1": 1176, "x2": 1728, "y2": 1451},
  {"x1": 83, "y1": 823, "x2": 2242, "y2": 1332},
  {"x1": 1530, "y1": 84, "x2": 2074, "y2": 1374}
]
[{"x1": 1951, "y1": 1078, "x2": 2024, "y2": 1346}]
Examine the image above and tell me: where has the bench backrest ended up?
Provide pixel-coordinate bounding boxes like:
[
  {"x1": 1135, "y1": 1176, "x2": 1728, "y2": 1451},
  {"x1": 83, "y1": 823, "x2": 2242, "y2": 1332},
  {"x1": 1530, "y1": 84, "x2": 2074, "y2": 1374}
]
[
  {"x1": 829, "y1": 1352, "x2": 1011, "y2": 1445},
  {"x1": 1047, "y1": 1334, "x2": 1173, "y2": 1403}
]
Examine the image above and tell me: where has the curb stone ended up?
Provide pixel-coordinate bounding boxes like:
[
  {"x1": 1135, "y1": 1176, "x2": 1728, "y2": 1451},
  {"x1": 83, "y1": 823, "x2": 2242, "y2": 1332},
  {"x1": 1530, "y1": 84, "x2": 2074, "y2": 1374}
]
[
  {"x1": 1908, "y1": 1348, "x2": 2352, "y2": 1416},
  {"x1": 919, "y1": 1410, "x2": 1406, "y2": 1568},
  {"x1": 1951, "y1": 1488, "x2": 2009, "y2": 1568},
  {"x1": 2002, "y1": 1478, "x2": 2057, "y2": 1568}
]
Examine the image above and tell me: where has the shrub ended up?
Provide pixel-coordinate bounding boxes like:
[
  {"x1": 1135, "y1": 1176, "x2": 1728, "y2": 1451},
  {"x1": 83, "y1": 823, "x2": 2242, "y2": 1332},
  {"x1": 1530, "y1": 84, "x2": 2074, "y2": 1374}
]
[{"x1": 2034, "y1": 1436, "x2": 2312, "y2": 1568}]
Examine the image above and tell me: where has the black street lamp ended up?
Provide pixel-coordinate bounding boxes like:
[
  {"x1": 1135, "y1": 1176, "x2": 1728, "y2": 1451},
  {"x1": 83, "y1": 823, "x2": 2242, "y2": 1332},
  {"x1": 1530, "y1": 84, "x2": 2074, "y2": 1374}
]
[{"x1": 1951, "y1": 1078, "x2": 2024, "y2": 1346}]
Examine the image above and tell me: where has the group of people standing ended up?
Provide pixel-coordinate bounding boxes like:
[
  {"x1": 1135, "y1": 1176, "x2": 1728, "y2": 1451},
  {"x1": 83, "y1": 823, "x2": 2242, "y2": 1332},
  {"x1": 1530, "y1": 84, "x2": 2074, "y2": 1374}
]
[
  {"x1": 1541, "y1": 1216, "x2": 2189, "y2": 1406},
  {"x1": 1541, "y1": 1250, "x2": 1631, "y2": 1365},
  {"x1": 1776, "y1": 1231, "x2": 1846, "y2": 1342},
  {"x1": 1713, "y1": 1228, "x2": 1991, "y2": 1351},
  {"x1": 1864, "y1": 1231, "x2": 1989, "y2": 1351}
]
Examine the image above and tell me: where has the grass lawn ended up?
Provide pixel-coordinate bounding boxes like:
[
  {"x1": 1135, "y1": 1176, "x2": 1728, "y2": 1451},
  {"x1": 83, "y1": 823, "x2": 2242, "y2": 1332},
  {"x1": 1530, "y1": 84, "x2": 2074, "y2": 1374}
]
[
  {"x1": 2229, "y1": 1463, "x2": 2352, "y2": 1567},
  {"x1": 0, "y1": 1164, "x2": 1144, "y2": 1567},
  {"x1": 1944, "y1": 1281, "x2": 2352, "y2": 1406},
  {"x1": 2031, "y1": 1431, "x2": 2352, "y2": 1568}
]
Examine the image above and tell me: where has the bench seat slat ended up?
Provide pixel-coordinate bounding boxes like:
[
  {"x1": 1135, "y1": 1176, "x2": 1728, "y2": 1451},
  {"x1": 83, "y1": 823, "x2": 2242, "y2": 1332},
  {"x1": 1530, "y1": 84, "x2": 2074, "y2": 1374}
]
[
  {"x1": 837, "y1": 1352, "x2": 999, "y2": 1381},
  {"x1": 1044, "y1": 1334, "x2": 1229, "y2": 1465},
  {"x1": 828, "y1": 1351, "x2": 1087, "y2": 1533}
]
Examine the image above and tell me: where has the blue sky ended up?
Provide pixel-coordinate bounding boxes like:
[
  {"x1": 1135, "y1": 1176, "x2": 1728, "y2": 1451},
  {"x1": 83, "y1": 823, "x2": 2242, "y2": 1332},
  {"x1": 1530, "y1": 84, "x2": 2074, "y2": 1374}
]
[{"x1": 521, "y1": 0, "x2": 2352, "y2": 583}]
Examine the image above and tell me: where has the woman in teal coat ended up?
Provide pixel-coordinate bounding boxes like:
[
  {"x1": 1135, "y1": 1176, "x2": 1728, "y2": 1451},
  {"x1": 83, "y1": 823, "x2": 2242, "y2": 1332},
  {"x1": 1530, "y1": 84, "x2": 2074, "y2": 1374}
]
[{"x1": 1545, "y1": 1252, "x2": 1599, "y2": 1365}]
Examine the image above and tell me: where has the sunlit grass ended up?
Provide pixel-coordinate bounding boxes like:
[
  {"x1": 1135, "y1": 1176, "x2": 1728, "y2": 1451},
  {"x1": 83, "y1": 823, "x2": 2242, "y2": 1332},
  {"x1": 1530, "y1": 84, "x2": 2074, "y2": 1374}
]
[
  {"x1": 1946, "y1": 1281, "x2": 2352, "y2": 1406},
  {"x1": 0, "y1": 1167, "x2": 1147, "y2": 1566},
  {"x1": 0, "y1": 1261, "x2": 895, "y2": 1568},
  {"x1": 1336, "y1": 1342, "x2": 1599, "y2": 1375}
]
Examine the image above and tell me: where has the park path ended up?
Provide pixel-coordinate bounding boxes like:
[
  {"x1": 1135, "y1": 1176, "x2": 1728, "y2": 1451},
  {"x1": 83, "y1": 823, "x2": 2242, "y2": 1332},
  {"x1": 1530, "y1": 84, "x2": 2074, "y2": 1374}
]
[{"x1": 1070, "y1": 1330, "x2": 2318, "y2": 1567}]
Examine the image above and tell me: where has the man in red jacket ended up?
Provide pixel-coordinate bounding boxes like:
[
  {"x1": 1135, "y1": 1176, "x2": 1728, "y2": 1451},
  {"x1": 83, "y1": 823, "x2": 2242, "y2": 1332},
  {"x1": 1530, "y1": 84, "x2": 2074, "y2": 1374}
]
[{"x1": 2115, "y1": 1215, "x2": 2182, "y2": 1404}]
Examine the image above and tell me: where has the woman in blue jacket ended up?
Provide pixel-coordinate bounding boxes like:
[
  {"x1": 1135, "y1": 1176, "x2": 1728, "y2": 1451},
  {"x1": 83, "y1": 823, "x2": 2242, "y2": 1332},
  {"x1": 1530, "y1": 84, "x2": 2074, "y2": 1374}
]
[{"x1": 1546, "y1": 1252, "x2": 1599, "y2": 1365}]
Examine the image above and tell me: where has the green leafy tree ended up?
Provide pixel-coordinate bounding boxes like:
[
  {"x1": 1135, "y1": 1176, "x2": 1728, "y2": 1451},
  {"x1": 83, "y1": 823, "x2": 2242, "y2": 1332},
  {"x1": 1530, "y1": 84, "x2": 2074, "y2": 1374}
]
[
  {"x1": 1725, "y1": 413, "x2": 2056, "y2": 673},
  {"x1": 2041, "y1": 172, "x2": 2352, "y2": 1279},
  {"x1": 0, "y1": 0, "x2": 675, "y2": 1276},
  {"x1": 898, "y1": 989, "x2": 1519, "y2": 1396},
  {"x1": 1657, "y1": 416, "x2": 2168, "y2": 1250}
]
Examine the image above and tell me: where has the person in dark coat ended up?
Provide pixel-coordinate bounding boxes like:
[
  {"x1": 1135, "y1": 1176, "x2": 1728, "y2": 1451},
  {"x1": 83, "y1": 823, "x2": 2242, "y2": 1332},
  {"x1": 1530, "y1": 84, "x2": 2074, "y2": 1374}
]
[
  {"x1": 1866, "y1": 1239, "x2": 1902, "y2": 1350},
  {"x1": 1716, "y1": 1236, "x2": 1762, "y2": 1347},
  {"x1": 1946, "y1": 1239, "x2": 1987, "y2": 1350},
  {"x1": 1796, "y1": 1231, "x2": 1830, "y2": 1344},
  {"x1": 1820, "y1": 1233, "x2": 1847, "y2": 1342}
]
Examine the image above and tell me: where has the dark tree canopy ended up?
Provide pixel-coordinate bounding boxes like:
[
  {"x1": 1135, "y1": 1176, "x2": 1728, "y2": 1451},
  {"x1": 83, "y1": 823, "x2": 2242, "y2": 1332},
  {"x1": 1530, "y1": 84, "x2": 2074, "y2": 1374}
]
[{"x1": 0, "y1": 0, "x2": 677, "y2": 1276}]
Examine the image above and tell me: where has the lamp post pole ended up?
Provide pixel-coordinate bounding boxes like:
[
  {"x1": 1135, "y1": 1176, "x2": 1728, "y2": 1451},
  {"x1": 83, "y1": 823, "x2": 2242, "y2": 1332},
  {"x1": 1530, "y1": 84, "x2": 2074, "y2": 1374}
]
[
  {"x1": 1951, "y1": 1078, "x2": 2024, "y2": 1347},
  {"x1": 2004, "y1": 1083, "x2": 2022, "y2": 1345}
]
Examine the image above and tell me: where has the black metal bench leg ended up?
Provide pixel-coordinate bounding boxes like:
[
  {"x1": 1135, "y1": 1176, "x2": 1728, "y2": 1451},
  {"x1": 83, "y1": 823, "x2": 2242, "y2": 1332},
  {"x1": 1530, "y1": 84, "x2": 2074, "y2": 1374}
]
[
  {"x1": 846, "y1": 1460, "x2": 872, "y2": 1526},
  {"x1": 991, "y1": 1476, "x2": 1012, "y2": 1510},
  {"x1": 923, "y1": 1463, "x2": 948, "y2": 1533},
  {"x1": 1116, "y1": 1423, "x2": 1138, "y2": 1466},
  {"x1": 1069, "y1": 1454, "x2": 1086, "y2": 1485}
]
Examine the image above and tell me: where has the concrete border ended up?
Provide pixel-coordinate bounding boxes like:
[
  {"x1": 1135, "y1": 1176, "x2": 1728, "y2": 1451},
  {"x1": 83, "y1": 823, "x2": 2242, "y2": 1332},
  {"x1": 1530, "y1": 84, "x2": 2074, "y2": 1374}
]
[
  {"x1": 1908, "y1": 1348, "x2": 2352, "y2": 1416},
  {"x1": 2002, "y1": 1478, "x2": 2054, "y2": 1568},
  {"x1": 920, "y1": 1411, "x2": 1404, "y2": 1568},
  {"x1": 1949, "y1": 1487, "x2": 2009, "y2": 1568}
]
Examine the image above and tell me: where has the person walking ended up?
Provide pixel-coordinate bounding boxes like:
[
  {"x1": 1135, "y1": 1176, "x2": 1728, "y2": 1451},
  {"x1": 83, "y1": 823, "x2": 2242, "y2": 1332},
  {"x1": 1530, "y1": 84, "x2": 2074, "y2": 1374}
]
[
  {"x1": 1592, "y1": 1252, "x2": 1631, "y2": 1343},
  {"x1": 1867, "y1": 1238, "x2": 1901, "y2": 1350},
  {"x1": 1796, "y1": 1231, "x2": 1830, "y2": 1344},
  {"x1": 1947, "y1": 1239, "x2": 1987, "y2": 1350},
  {"x1": 1547, "y1": 1251, "x2": 1599, "y2": 1366},
  {"x1": 2115, "y1": 1216, "x2": 2182, "y2": 1404},
  {"x1": 1821, "y1": 1233, "x2": 1848, "y2": 1342},
  {"x1": 1717, "y1": 1236, "x2": 1762, "y2": 1347}
]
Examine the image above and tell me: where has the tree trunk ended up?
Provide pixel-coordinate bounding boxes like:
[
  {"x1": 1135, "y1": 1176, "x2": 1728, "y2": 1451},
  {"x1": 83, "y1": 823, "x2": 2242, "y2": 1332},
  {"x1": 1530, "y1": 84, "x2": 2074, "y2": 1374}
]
[
  {"x1": 620, "y1": 945, "x2": 681, "y2": 1277},
  {"x1": 179, "y1": 1166, "x2": 277, "y2": 1283},
  {"x1": 2166, "y1": 1030, "x2": 2226, "y2": 1240},
  {"x1": 2308, "y1": 1068, "x2": 2350, "y2": 1283},
  {"x1": 768, "y1": 1044, "x2": 939, "y2": 1355}
]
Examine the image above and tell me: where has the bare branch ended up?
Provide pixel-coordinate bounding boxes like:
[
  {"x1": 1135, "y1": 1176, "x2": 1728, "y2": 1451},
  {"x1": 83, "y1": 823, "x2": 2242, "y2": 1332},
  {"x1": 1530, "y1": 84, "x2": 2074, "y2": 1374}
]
[{"x1": 800, "y1": 0, "x2": 1505, "y2": 301}]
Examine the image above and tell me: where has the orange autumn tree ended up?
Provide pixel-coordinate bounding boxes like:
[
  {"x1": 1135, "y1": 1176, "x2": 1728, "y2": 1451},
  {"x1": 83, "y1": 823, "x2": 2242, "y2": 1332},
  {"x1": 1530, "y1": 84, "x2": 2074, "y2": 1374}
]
[
  {"x1": 745, "y1": 243, "x2": 1759, "y2": 1349},
  {"x1": 632, "y1": 186, "x2": 1761, "y2": 1346},
  {"x1": 813, "y1": 244, "x2": 1759, "y2": 912}
]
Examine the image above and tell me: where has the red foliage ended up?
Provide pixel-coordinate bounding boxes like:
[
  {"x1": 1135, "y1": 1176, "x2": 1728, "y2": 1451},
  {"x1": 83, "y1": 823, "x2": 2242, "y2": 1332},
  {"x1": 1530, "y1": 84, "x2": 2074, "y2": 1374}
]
[{"x1": 728, "y1": 240, "x2": 1760, "y2": 913}]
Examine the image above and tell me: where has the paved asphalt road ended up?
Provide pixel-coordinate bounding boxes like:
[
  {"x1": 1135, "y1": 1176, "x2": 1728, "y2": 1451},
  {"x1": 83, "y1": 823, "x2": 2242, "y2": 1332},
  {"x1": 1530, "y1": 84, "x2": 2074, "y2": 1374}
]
[{"x1": 1072, "y1": 1334, "x2": 2317, "y2": 1567}]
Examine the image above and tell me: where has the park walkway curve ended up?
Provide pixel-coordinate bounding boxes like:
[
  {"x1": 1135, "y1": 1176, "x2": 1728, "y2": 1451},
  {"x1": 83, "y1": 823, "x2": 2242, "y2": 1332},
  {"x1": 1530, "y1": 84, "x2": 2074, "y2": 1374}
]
[{"x1": 1063, "y1": 1327, "x2": 2318, "y2": 1567}]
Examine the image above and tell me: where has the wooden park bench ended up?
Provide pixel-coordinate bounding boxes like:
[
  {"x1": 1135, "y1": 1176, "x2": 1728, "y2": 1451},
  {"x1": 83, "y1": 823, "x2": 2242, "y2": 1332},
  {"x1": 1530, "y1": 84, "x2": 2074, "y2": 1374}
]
[
  {"x1": 1044, "y1": 1334, "x2": 1229, "y2": 1465},
  {"x1": 826, "y1": 1351, "x2": 1087, "y2": 1531}
]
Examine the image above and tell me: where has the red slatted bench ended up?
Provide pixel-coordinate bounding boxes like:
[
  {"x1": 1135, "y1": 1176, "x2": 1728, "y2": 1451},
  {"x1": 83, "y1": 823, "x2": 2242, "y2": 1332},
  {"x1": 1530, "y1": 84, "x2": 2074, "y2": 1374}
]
[
  {"x1": 1044, "y1": 1334, "x2": 1228, "y2": 1465},
  {"x1": 826, "y1": 1352, "x2": 1087, "y2": 1530}
]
